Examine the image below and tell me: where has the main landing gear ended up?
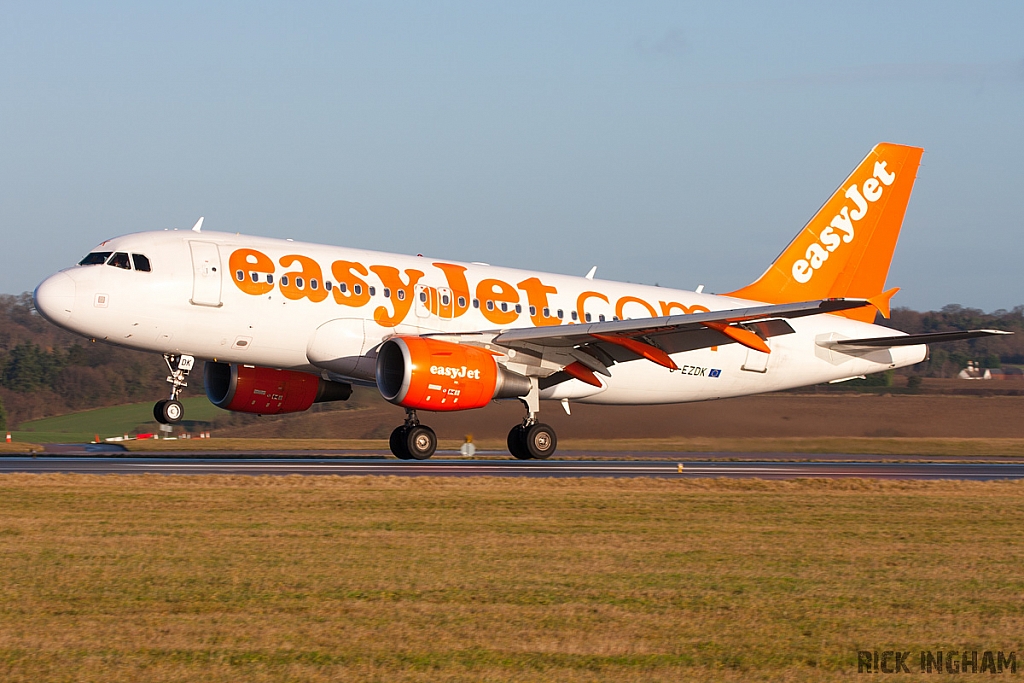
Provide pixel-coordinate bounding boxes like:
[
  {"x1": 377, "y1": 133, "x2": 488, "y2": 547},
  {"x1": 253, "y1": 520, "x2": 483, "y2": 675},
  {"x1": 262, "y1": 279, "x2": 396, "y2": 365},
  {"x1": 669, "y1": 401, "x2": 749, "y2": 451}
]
[
  {"x1": 154, "y1": 354, "x2": 194, "y2": 425},
  {"x1": 389, "y1": 409, "x2": 438, "y2": 460},
  {"x1": 506, "y1": 378, "x2": 556, "y2": 460},
  {"x1": 386, "y1": 382, "x2": 558, "y2": 461}
]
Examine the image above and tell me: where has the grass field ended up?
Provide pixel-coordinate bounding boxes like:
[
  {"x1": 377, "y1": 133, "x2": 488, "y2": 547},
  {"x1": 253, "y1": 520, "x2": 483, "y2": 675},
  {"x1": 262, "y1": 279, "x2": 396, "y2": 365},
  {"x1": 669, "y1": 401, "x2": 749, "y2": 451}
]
[
  {"x1": 0, "y1": 474, "x2": 1021, "y2": 681},
  {"x1": 11, "y1": 397, "x2": 221, "y2": 443}
]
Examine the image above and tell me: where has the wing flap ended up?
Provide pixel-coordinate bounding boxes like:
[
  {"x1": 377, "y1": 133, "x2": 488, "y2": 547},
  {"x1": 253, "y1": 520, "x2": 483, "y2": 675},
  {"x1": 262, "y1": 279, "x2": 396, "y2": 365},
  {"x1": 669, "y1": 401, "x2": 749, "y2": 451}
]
[{"x1": 490, "y1": 298, "x2": 870, "y2": 347}]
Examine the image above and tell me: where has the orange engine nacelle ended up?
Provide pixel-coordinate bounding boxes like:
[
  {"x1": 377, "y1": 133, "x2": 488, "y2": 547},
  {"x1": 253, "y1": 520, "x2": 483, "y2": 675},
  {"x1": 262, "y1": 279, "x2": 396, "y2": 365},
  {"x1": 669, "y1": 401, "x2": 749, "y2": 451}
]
[
  {"x1": 205, "y1": 362, "x2": 352, "y2": 415},
  {"x1": 375, "y1": 337, "x2": 531, "y2": 411}
]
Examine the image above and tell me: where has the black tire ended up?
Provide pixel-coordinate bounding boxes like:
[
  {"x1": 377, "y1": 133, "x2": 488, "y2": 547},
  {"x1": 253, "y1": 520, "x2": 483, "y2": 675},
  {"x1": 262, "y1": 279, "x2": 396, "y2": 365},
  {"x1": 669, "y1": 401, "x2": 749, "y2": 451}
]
[
  {"x1": 389, "y1": 426, "x2": 412, "y2": 459},
  {"x1": 507, "y1": 424, "x2": 531, "y2": 460},
  {"x1": 153, "y1": 400, "x2": 168, "y2": 424},
  {"x1": 405, "y1": 425, "x2": 437, "y2": 460},
  {"x1": 524, "y1": 423, "x2": 557, "y2": 460},
  {"x1": 161, "y1": 399, "x2": 184, "y2": 424}
]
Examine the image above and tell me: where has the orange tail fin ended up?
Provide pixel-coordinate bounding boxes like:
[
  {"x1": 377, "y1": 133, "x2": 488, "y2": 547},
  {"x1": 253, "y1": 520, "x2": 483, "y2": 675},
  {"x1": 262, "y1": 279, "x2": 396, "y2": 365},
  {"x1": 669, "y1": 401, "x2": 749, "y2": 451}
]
[{"x1": 727, "y1": 143, "x2": 923, "y2": 322}]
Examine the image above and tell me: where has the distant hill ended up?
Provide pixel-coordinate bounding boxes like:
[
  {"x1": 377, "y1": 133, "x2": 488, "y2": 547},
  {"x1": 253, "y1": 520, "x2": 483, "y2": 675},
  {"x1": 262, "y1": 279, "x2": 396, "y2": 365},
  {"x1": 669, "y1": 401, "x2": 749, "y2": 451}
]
[{"x1": 2, "y1": 292, "x2": 1022, "y2": 430}]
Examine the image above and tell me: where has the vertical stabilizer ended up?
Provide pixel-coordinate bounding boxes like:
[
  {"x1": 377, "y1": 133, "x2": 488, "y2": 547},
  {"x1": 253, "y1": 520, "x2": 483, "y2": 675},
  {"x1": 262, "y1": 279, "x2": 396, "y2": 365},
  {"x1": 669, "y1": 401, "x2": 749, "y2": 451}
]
[{"x1": 727, "y1": 143, "x2": 923, "y2": 322}]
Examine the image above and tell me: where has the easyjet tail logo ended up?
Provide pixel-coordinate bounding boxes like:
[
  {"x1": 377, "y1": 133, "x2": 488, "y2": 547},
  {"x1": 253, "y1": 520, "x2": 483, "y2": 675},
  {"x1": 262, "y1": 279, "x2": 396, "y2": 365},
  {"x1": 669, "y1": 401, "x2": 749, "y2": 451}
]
[{"x1": 792, "y1": 160, "x2": 896, "y2": 284}]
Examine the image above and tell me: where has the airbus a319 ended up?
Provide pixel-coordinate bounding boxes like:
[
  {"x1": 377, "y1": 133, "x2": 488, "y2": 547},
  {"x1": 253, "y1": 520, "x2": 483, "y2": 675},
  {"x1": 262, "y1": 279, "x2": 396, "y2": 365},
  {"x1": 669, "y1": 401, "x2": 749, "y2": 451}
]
[{"x1": 33, "y1": 143, "x2": 1006, "y2": 459}]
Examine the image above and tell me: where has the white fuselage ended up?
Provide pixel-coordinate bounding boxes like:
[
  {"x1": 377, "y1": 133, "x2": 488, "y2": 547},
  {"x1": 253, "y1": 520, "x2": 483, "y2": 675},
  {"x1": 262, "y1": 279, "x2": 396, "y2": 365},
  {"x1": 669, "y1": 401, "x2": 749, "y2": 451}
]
[{"x1": 34, "y1": 230, "x2": 926, "y2": 406}]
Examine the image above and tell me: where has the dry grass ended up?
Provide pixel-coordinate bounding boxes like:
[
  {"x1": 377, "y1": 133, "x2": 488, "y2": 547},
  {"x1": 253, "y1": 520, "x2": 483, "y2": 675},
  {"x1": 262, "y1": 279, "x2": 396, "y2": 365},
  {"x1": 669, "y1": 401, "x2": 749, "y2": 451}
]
[
  {"x1": 0, "y1": 442, "x2": 42, "y2": 454},
  {"x1": 0, "y1": 474, "x2": 1022, "y2": 681},
  {"x1": 122, "y1": 435, "x2": 1024, "y2": 457}
]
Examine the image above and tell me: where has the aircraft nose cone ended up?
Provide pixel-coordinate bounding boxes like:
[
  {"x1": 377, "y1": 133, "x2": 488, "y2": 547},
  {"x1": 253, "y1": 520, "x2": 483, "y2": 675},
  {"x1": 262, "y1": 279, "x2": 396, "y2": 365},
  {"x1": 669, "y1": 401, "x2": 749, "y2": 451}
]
[{"x1": 34, "y1": 272, "x2": 76, "y2": 325}]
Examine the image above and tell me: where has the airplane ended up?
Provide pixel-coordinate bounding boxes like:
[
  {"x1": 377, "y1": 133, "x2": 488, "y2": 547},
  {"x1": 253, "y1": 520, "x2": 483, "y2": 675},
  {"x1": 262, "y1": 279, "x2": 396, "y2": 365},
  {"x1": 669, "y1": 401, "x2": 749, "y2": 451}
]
[{"x1": 33, "y1": 143, "x2": 1008, "y2": 460}]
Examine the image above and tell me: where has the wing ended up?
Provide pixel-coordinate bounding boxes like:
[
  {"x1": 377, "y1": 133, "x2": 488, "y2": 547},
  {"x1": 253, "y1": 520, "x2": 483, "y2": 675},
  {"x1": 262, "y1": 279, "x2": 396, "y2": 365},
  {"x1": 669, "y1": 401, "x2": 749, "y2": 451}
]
[
  {"x1": 426, "y1": 298, "x2": 875, "y2": 386},
  {"x1": 821, "y1": 329, "x2": 1011, "y2": 349}
]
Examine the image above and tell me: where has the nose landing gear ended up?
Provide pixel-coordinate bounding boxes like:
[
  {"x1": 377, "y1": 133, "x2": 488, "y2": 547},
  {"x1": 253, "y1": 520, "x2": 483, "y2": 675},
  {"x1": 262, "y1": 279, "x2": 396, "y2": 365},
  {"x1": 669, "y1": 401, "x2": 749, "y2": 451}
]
[
  {"x1": 389, "y1": 409, "x2": 437, "y2": 460},
  {"x1": 154, "y1": 354, "x2": 194, "y2": 425}
]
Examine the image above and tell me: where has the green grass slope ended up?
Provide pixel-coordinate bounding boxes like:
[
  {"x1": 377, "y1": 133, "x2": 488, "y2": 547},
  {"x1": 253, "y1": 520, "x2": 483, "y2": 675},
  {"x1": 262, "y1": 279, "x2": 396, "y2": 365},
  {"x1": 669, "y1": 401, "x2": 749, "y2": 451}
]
[{"x1": 11, "y1": 397, "x2": 221, "y2": 443}]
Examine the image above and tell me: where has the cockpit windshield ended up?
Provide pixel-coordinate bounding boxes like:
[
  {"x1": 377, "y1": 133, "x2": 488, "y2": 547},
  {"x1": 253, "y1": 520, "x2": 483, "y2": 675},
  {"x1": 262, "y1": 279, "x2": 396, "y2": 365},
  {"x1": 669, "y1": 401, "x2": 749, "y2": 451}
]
[
  {"x1": 79, "y1": 252, "x2": 112, "y2": 266},
  {"x1": 108, "y1": 252, "x2": 131, "y2": 270},
  {"x1": 132, "y1": 254, "x2": 151, "y2": 272}
]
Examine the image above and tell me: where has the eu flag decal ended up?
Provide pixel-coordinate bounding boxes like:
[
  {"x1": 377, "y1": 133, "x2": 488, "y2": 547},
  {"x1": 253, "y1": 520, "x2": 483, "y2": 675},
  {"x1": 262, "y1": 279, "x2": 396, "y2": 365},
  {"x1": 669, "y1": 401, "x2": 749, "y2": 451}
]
[{"x1": 709, "y1": 369, "x2": 722, "y2": 378}]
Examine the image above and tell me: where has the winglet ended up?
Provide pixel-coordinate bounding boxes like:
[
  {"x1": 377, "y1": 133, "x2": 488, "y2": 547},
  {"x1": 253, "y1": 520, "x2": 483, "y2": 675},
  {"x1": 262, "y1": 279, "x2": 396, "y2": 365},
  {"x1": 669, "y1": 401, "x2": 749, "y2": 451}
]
[
  {"x1": 868, "y1": 287, "x2": 900, "y2": 319},
  {"x1": 191, "y1": 217, "x2": 205, "y2": 233}
]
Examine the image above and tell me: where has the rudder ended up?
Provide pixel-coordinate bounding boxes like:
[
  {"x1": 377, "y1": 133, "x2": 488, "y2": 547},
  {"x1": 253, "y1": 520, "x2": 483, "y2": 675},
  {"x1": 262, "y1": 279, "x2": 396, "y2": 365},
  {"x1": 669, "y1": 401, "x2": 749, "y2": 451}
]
[{"x1": 727, "y1": 143, "x2": 923, "y2": 322}]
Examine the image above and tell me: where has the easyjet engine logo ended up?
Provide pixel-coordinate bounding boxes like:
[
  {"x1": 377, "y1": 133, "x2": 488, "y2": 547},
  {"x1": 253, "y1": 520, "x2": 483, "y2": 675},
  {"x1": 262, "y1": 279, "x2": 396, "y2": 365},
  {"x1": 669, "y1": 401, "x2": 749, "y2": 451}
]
[
  {"x1": 792, "y1": 160, "x2": 896, "y2": 284},
  {"x1": 430, "y1": 365, "x2": 482, "y2": 380}
]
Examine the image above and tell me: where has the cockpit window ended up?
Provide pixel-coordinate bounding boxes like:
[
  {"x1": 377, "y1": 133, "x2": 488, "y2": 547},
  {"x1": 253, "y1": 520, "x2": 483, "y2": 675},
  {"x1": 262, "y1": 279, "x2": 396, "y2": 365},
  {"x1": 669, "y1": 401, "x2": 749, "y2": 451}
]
[
  {"x1": 108, "y1": 252, "x2": 131, "y2": 270},
  {"x1": 79, "y1": 252, "x2": 112, "y2": 266},
  {"x1": 131, "y1": 254, "x2": 151, "y2": 272}
]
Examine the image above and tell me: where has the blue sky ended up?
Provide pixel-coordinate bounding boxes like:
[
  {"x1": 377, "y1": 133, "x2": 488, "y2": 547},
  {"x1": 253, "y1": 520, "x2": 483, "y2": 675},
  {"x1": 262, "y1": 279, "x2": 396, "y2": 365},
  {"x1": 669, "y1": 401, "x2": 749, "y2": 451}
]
[{"x1": 2, "y1": 1, "x2": 1022, "y2": 311}]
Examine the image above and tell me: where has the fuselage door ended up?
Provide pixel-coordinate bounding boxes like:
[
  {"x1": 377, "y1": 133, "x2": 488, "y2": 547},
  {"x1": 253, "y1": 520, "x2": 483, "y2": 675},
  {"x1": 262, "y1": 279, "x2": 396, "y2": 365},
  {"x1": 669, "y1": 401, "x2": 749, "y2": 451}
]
[
  {"x1": 189, "y1": 241, "x2": 223, "y2": 307},
  {"x1": 414, "y1": 284, "x2": 431, "y2": 318},
  {"x1": 437, "y1": 287, "x2": 453, "y2": 319}
]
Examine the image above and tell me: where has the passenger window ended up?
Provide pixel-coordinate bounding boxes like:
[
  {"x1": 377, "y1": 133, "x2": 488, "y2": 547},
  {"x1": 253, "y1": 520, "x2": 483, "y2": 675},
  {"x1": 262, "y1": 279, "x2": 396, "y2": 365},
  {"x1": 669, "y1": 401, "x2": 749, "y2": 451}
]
[
  {"x1": 131, "y1": 254, "x2": 151, "y2": 272},
  {"x1": 281, "y1": 276, "x2": 289, "y2": 287},
  {"x1": 236, "y1": 270, "x2": 245, "y2": 281},
  {"x1": 267, "y1": 274, "x2": 274, "y2": 285},
  {"x1": 419, "y1": 291, "x2": 427, "y2": 302},
  {"x1": 108, "y1": 252, "x2": 131, "y2": 270},
  {"x1": 339, "y1": 283, "x2": 347, "y2": 293},
  {"x1": 458, "y1": 296, "x2": 466, "y2": 308},
  {"x1": 557, "y1": 309, "x2": 564, "y2": 319},
  {"x1": 311, "y1": 279, "x2": 319, "y2": 290},
  {"x1": 397, "y1": 290, "x2": 405, "y2": 301},
  {"x1": 296, "y1": 277, "x2": 304, "y2": 289},
  {"x1": 571, "y1": 311, "x2": 578, "y2": 321},
  {"x1": 325, "y1": 281, "x2": 332, "y2": 291},
  {"x1": 384, "y1": 288, "x2": 391, "y2": 298},
  {"x1": 500, "y1": 302, "x2": 508, "y2": 312},
  {"x1": 369, "y1": 286, "x2": 376, "y2": 296},
  {"x1": 585, "y1": 313, "x2": 592, "y2": 322},
  {"x1": 354, "y1": 284, "x2": 363, "y2": 295},
  {"x1": 79, "y1": 252, "x2": 112, "y2": 266},
  {"x1": 529, "y1": 306, "x2": 536, "y2": 316},
  {"x1": 473, "y1": 299, "x2": 479, "y2": 309},
  {"x1": 599, "y1": 314, "x2": 605, "y2": 322},
  {"x1": 441, "y1": 294, "x2": 449, "y2": 305},
  {"x1": 543, "y1": 307, "x2": 550, "y2": 317}
]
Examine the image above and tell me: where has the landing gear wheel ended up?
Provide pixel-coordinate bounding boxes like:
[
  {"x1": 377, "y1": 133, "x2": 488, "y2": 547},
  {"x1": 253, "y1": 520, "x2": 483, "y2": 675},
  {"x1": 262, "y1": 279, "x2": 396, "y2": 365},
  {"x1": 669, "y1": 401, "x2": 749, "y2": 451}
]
[
  {"x1": 160, "y1": 399, "x2": 184, "y2": 424},
  {"x1": 507, "y1": 424, "x2": 531, "y2": 460},
  {"x1": 389, "y1": 426, "x2": 412, "y2": 460},
  {"x1": 524, "y1": 423, "x2": 556, "y2": 460},
  {"x1": 405, "y1": 425, "x2": 437, "y2": 460},
  {"x1": 154, "y1": 400, "x2": 169, "y2": 424}
]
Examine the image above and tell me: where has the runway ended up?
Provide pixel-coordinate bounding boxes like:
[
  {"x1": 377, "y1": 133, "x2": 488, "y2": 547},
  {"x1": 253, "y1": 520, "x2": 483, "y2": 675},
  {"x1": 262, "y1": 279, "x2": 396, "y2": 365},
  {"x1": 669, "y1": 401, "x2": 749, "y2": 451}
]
[{"x1": 3, "y1": 456, "x2": 1024, "y2": 480}]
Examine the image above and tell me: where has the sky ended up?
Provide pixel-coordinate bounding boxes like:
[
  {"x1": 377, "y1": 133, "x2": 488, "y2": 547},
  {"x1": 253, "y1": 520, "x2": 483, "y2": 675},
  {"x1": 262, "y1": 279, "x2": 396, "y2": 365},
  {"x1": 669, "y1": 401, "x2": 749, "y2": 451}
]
[{"x1": 2, "y1": 1, "x2": 1022, "y2": 311}]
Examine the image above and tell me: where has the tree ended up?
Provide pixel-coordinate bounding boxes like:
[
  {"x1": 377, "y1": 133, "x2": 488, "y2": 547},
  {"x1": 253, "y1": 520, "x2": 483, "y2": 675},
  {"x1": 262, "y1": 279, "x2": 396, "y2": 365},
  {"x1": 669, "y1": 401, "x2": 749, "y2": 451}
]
[{"x1": 0, "y1": 394, "x2": 6, "y2": 432}]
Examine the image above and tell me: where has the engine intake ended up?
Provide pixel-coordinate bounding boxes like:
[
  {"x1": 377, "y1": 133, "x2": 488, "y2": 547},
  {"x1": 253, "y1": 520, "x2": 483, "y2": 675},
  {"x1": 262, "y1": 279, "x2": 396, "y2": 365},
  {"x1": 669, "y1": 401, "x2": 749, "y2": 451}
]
[
  {"x1": 376, "y1": 337, "x2": 531, "y2": 411},
  {"x1": 205, "y1": 362, "x2": 352, "y2": 414}
]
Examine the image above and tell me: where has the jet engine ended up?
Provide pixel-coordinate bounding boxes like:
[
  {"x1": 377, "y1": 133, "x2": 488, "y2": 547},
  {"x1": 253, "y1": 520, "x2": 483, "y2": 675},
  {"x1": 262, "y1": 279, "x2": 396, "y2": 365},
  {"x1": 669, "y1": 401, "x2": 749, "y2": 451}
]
[
  {"x1": 205, "y1": 362, "x2": 352, "y2": 414},
  {"x1": 375, "y1": 337, "x2": 531, "y2": 411}
]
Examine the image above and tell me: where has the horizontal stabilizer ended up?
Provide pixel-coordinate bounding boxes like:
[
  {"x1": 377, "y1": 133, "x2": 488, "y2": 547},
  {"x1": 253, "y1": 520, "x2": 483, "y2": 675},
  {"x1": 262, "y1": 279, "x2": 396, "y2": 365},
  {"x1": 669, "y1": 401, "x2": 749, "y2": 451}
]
[{"x1": 823, "y1": 329, "x2": 1011, "y2": 348}]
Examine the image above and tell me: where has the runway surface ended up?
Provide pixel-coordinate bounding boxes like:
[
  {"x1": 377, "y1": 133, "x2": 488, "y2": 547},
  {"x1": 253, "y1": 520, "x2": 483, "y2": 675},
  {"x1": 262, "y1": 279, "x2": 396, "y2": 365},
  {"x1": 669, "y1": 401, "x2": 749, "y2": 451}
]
[{"x1": 3, "y1": 456, "x2": 1024, "y2": 480}]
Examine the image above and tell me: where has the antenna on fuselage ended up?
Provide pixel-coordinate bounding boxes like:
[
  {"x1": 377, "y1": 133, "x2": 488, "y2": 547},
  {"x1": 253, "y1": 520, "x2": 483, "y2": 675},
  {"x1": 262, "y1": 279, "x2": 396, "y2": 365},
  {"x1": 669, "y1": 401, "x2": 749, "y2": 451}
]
[
  {"x1": 585, "y1": 266, "x2": 597, "y2": 280},
  {"x1": 191, "y1": 217, "x2": 205, "y2": 233}
]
